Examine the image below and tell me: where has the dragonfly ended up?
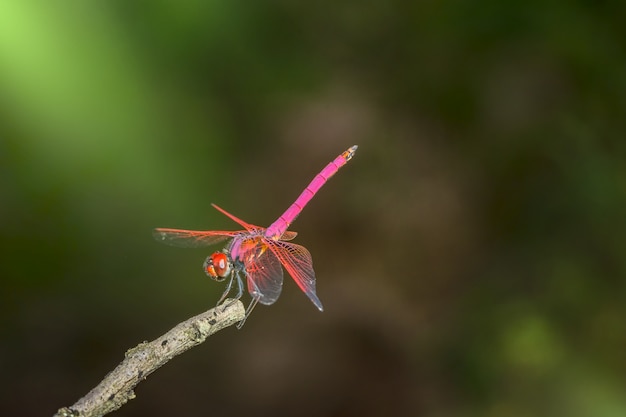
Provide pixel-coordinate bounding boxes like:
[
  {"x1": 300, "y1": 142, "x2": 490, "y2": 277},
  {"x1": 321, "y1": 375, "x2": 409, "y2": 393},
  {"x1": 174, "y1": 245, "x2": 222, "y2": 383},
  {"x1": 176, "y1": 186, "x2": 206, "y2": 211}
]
[{"x1": 153, "y1": 145, "x2": 358, "y2": 328}]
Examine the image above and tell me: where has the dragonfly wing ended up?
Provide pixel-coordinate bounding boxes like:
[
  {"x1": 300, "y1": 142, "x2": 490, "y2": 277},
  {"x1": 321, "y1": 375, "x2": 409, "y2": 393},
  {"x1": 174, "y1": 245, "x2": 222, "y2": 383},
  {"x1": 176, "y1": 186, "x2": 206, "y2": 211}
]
[
  {"x1": 152, "y1": 228, "x2": 239, "y2": 248},
  {"x1": 267, "y1": 241, "x2": 323, "y2": 311},
  {"x1": 211, "y1": 204, "x2": 263, "y2": 231},
  {"x1": 279, "y1": 230, "x2": 298, "y2": 241},
  {"x1": 244, "y1": 246, "x2": 283, "y2": 306}
]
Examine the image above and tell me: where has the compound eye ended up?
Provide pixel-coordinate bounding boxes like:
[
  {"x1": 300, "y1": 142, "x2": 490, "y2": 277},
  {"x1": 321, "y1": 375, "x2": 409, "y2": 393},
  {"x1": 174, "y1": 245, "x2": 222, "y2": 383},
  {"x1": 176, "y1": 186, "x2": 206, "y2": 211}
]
[
  {"x1": 206, "y1": 252, "x2": 231, "y2": 279},
  {"x1": 203, "y1": 256, "x2": 218, "y2": 278}
]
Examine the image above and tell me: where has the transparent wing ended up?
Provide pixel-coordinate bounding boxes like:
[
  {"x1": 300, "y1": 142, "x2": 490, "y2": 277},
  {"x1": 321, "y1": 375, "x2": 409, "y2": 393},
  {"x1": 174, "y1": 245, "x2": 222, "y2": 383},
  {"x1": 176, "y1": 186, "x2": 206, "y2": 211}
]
[
  {"x1": 152, "y1": 228, "x2": 239, "y2": 248},
  {"x1": 279, "y1": 231, "x2": 298, "y2": 241},
  {"x1": 244, "y1": 245, "x2": 283, "y2": 306},
  {"x1": 267, "y1": 240, "x2": 323, "y2": 311}
]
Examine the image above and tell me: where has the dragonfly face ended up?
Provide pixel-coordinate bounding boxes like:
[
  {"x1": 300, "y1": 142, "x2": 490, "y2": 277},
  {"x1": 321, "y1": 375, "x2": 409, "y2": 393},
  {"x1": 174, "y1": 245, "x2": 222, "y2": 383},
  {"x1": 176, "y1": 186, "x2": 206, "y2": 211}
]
[{"x1": 203, "y1": 250, "x2": 232, "y2": 281}]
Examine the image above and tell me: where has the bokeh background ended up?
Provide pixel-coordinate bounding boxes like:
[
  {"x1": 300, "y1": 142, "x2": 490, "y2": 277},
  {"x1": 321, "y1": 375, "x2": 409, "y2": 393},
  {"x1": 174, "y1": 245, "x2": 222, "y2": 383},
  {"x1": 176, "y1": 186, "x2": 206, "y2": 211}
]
[{"x1": 2, "y1": 1, "x2": 625, "y2": 416}]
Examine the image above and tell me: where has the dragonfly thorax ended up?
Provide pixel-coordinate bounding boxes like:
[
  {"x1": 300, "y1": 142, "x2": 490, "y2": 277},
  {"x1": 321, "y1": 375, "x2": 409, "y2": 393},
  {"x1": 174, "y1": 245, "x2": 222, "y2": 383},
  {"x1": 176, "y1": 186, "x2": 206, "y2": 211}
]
[
  {"x1": 229, "y1": 234, "x2": 266, "y2": 264},
  {"x1": 203, "y1": 251, "x2": 232, "y2": 281}
]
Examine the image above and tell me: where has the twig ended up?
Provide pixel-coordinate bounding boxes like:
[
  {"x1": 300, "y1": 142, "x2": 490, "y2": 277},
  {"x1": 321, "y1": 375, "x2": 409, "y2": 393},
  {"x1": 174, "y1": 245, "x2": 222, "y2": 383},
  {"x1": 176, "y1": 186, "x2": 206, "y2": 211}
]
[{"x1": 54, "y1": 299, "x2": 245, "y2": 417}]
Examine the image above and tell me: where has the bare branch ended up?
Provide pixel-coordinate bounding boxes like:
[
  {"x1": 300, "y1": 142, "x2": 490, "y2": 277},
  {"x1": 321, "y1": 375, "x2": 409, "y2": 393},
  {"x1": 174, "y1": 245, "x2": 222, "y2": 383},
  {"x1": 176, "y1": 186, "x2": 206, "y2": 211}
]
[{"x1": 54, "y1": 299, "x2": 245, "y2": 417}]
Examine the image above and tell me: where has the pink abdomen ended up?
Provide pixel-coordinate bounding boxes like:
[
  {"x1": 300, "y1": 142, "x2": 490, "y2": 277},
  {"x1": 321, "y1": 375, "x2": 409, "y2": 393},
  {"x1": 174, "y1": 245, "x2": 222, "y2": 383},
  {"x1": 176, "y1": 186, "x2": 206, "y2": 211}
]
[{"x1": 265, "y1": 145, "x2": 357, "y2": 239}]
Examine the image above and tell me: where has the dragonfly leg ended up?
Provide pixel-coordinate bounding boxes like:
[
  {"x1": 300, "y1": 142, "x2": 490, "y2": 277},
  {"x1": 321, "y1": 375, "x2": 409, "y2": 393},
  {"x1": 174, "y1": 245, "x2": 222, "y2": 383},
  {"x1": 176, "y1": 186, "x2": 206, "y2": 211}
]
[
  {"x1": 236, "y1": 296, "x2": 260, "y2": 329},
  {"x1": 220, "y1": 270, "x2": 245, "y2": 312},
  {"x1": 216, "y1": 273, "x2": 235, "y2": 307}
]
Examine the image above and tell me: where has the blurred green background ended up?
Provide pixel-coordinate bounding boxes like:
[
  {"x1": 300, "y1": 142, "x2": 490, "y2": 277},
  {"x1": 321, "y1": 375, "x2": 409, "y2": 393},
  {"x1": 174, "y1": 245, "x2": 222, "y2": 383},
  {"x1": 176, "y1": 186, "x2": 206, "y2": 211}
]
[{"x1": 1, "y1": 1, "x2": 625, "y2": 416}]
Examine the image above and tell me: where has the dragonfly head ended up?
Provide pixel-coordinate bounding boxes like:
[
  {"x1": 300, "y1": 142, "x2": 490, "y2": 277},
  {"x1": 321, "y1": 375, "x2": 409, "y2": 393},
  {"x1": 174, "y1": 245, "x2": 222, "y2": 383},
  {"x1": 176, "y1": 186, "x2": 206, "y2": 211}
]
[{"x1": 203, "y1": 250, "x2": 232, "y2": 281}]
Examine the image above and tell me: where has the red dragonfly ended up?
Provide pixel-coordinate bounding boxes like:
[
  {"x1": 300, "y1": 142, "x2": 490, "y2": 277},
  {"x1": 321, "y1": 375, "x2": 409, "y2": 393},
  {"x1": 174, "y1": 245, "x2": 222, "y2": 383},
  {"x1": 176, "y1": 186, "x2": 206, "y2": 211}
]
[{"x1": 153, "y1": 145, "x2": 358, "y2": 327}]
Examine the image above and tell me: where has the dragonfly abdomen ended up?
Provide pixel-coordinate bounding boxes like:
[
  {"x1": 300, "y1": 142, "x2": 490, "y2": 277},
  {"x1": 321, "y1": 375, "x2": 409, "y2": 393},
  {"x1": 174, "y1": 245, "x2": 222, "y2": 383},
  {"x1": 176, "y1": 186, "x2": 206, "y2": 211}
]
[{"x1": 265, "y1": 145, "x2": 357, "y2": 239}]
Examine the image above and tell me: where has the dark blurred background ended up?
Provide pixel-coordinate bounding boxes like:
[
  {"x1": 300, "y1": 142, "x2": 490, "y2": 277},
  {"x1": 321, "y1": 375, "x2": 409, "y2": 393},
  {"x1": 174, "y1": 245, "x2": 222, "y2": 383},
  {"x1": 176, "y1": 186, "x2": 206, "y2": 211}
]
[{"x1": 1, "y1": 1, "x2": 625, "y2": 416}]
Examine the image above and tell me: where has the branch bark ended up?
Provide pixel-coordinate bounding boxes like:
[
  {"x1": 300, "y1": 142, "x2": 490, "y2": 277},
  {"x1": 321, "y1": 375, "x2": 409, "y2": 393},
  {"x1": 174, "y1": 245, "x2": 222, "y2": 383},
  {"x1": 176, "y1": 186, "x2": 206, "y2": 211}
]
[{"x1": 54, "y1": 299, "x2": 245, "y2": 417}]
